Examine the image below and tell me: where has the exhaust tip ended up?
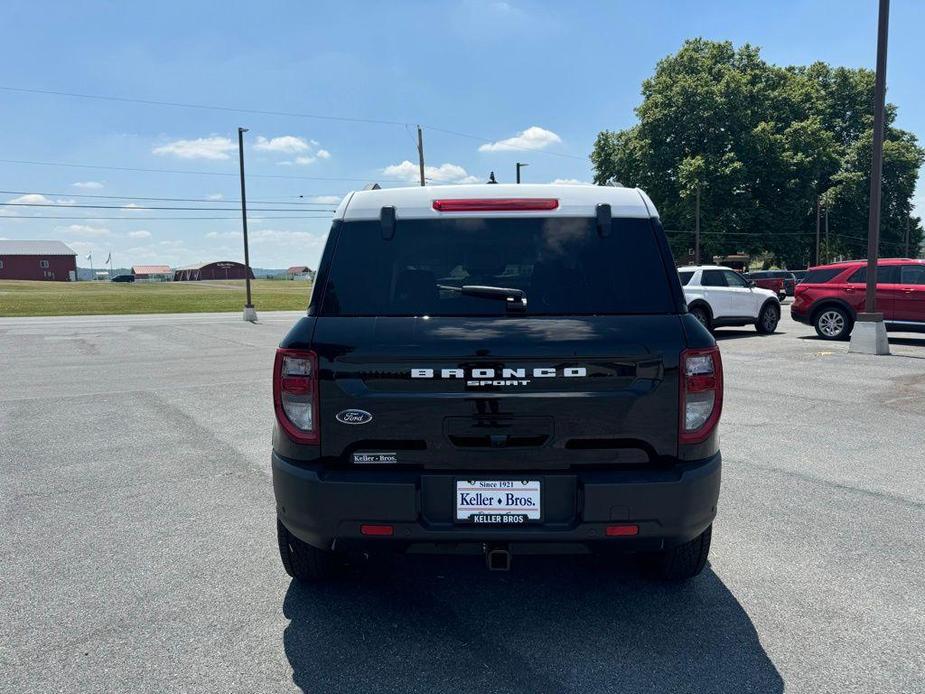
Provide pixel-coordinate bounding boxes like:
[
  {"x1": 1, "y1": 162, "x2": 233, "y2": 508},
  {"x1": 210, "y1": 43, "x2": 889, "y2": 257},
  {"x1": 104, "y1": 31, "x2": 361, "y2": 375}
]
[{"x1": 486, "y1": 548, "x2": 511, "y2": 572}]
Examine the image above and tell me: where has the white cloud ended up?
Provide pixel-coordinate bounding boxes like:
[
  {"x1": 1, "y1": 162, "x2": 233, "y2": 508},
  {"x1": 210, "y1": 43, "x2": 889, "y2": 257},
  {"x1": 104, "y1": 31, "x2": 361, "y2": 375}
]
[
  {"x1": 127, "y1": 230, "x2": 152, "y2": 239},
  {"x1": 57, "y1": 224, "x2": 111, "y2": 238},
  {"x1": 253, "y1": 135, "x2": 311, "y2": 154},
  {"x1": 316, "y1": 149, "x2": 331, "y2": 159},
  {"x1": 121, "y1": 203, "x2": 145, "y2": 212},
  {"x1": 206, "y1": 193, "x2": 224, "y2": 201},
  {"x1": 550, "y1": 178, "x2": 592, "y2": 185},
  {"x1": 478, "y1": 126, "x2": 562, "y2": 152},
  {"x1": 9, "y1": 193, "x2": 52, "y2": 205},
  {"x1": 205, "y1": 231, "x2": 238, "y2": 240},
  {"x1": 383, "y1": 160, "x2": 480, "y2": 184},
  {"x1": 72, "y1": 181, "x2": 104, "y2": 190},
  {"x1": 152, "y1": 136, "x2": 236, "y2": 160},
  {"x1": 306, "y1": 195, "x2": 341, "y2": 204}
]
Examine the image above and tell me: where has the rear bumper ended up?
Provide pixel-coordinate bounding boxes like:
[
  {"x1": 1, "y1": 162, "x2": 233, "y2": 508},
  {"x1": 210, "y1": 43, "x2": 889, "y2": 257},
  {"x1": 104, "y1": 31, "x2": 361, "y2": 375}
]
[
  {"x1": 273, "y1": 452, "x2": 721, "y2": 554},
  {"x1": 791, "y1": 306, "x2": 810, "y2": 324}
]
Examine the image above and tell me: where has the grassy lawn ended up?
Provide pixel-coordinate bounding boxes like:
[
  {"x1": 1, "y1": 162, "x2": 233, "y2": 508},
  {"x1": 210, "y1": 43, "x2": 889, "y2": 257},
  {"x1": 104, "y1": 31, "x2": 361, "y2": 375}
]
[{"x1": 0, "y1": 279, "x2": 312, "y2": 317}]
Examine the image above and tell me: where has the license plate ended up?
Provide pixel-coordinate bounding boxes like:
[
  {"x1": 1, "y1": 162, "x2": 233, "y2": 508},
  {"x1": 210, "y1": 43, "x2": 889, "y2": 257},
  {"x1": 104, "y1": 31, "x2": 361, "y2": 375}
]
[{"x1": 455, "y1": 480, "x2": 541, "y2": 523}]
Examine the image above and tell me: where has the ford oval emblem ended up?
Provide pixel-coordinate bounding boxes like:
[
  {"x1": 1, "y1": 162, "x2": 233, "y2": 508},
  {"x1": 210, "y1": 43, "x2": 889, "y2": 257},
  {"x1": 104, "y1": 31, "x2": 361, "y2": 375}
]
[{"x1": 336, "y1": 409, "x2": 373, "y2": 425}]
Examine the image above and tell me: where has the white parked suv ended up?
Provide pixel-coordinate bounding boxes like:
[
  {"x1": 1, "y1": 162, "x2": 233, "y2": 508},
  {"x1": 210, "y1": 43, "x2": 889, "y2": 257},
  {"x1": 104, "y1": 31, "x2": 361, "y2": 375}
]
[{"x1": 679, "y1": 265, "x2": 781, "y2": 334}]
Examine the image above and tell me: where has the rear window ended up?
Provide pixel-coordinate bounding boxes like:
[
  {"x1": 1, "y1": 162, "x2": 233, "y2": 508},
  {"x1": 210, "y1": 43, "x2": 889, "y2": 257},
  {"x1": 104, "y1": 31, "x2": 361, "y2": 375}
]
[
  {"x1": 803, "y1": 268, "x2": 846, "y2": 284},
  {"x1": 678, "y1": 271, "x2": 694, "y2": 286},
  {"x1": 319, "y1": 217, "x2": 676, "y2": 317}
]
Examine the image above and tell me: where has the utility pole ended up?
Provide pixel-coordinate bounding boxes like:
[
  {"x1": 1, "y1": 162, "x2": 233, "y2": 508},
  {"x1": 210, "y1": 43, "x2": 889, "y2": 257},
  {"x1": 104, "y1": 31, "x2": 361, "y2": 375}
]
[
  {"x1": 850, "y1": 0, "x2": 890, "y2": 354},
  {"x1": 815, "y1": 197, "x2": 821, "y2": 266},
  {"x1": 905, "y1": 215, "x2": 911, "y2": 257},
  {"x1": 694, "y1": 183, "x2": 701, "y2": 265},
  {"x1": 824, "y1": 205, "x2": 829, "y2": 262},
  {"x1": 238, "y1": 127, "x2": 257, "y2": 322},
  {"x1": 417, "y1": 125, "x2": 425, "y2": 187},
  {"x1": 516, "y1": 162, "x2": 528, "y2": 184}
]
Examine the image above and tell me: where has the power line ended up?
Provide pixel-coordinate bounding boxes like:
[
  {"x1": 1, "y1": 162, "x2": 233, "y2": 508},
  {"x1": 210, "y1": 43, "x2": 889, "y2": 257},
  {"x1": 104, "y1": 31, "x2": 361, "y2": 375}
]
[
  {"x1": 0, "y1": 158, "x2": 401, "y2": 183},
  {"x1": 0, "y1": 85, "x2": 586, "y2": 161},
  {"x1": 0, "y1": 189, "x2": 341, "y2": 206},
  {"x1": 6, "y1": 215, "x2": 333, "y2": 221},
  {"x1": 0, "y1": 201, "x2": 335, "y2": 212},
  {"x1": 0, "y1": 85, "x2": 410, "y2": 127}
]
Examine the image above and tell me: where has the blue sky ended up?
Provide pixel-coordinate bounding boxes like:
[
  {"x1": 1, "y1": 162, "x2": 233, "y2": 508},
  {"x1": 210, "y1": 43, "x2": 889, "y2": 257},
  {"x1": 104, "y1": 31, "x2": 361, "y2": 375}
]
[{"x1": 0, "y1": 0, "x2": 922, "y2": 269}]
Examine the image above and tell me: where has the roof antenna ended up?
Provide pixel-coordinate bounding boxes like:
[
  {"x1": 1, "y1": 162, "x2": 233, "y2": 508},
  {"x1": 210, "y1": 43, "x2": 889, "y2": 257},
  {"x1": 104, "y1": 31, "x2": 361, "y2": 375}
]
[{"x1": 487, "y1": 171, "x2": 498, "y2": 184}]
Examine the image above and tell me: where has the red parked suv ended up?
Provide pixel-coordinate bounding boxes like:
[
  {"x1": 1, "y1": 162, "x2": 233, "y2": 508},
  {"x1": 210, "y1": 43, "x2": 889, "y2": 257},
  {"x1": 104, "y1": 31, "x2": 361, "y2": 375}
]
[{"x1": 792, "y1": 258, "x2": 925, "y2": 339}]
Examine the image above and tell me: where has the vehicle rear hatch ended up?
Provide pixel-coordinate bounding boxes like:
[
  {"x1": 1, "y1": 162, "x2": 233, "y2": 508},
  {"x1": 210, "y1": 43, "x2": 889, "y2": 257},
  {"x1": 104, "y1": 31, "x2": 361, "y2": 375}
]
[{"x1": 311, "y1": 212, "x2": 684, "y2": 469}]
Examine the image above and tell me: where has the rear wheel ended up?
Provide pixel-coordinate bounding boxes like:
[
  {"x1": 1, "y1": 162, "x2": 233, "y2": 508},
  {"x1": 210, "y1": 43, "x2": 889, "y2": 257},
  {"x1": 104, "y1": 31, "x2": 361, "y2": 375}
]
[
  {"x1": 646, "y1": 525, "x2": 712, "y2": 581},
  {"x1": 689, "y1": 305, "x2": 712, "y2": 331},
  {"x1": 755, "y1": 302, "x2": 780, "y2": 334},
  {"x1": 277, "y1": 519, "x2": 339, "y2": 582},
  {"x1": 814, "y1": 307, "x2": 852, "y2": 340}
]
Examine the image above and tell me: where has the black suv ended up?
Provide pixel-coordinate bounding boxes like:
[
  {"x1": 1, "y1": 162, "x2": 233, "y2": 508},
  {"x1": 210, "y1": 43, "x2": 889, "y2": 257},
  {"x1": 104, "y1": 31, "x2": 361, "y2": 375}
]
[{"x1": 272, "y1": 185, "x2": 722, "y2": 582}]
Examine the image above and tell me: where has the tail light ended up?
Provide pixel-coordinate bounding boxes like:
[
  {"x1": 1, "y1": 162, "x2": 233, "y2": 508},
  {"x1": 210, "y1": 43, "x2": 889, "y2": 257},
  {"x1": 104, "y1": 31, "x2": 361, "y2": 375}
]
[
  {"x1": 432, "y1": 198, "x2": 559, "y2": 212},
  {"x1": 274, "y1": 348, "x2": 319, "y2": 444},
  {"x1": 679, "y1": 347, "x2": 723, "y2": 444}
]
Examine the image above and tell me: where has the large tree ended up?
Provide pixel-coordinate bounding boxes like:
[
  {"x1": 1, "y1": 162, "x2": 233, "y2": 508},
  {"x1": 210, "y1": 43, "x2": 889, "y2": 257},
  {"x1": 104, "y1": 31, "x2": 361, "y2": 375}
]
[{"x1": 591, "y1": 39, "x2": 923, "y2": 267}]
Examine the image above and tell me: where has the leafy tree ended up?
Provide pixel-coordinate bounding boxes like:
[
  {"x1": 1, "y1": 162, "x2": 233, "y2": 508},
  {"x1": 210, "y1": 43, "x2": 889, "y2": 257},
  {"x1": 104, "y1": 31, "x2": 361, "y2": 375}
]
[{"x1": 591, "y1": 39, "x2": 924, "y2": 267}]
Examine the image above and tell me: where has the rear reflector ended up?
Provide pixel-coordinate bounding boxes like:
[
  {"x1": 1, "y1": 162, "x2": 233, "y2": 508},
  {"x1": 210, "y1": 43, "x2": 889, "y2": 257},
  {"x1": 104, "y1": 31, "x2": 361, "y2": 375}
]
[
  {"x1": 432, "y1": 198, "x2": 559, "y2": 212},
  {"x1": 606, "y1": 524, "x2": 639, "y2": 537},
  {"x1": 360, "y1": 524, "x2": 394, "y2": 537}
]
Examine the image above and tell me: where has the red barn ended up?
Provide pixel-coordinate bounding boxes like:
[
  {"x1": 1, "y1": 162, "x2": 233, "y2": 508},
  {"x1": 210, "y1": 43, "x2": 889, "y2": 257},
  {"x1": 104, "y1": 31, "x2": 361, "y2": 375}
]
[{"x1": 0, "y1": 240, "x2": 77, "y2": 281}]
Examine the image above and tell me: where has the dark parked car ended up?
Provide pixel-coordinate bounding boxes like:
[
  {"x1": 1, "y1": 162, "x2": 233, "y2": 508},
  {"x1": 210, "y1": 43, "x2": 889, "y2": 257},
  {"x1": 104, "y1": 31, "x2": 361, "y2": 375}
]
[
  {"x1": 110, "y1": 274, "x2": 135, "y2": 283},
  {"x1": 272, "y1": 184, "x2": 722, "y2": 583},
  {"x1": 745, "y1": 270, "x2": 796, "y2": 298},
  {"x1": 792, "y1": 258, "x2": 925, "y2": 339}
]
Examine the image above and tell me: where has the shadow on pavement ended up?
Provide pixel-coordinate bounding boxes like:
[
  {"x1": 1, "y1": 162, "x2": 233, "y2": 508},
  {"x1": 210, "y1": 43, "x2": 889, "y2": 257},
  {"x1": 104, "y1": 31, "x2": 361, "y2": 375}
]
[
  {"x1": 282, "y1": 555, "x2": 783, "y2": 694},
  {"x1": 712, "y1": 329, "x2": 782, "y2": 341}
]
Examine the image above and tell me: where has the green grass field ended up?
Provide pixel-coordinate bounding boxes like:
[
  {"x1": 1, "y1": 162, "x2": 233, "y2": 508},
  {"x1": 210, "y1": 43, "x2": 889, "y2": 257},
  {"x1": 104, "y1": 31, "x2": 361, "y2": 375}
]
[{"x1": 0, "y1": 279, "x2": 313, "y2": 317}]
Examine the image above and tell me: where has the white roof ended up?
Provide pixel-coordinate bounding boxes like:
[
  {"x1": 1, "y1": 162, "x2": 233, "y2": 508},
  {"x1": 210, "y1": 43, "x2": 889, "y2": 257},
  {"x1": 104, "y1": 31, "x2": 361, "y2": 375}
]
[
  {"x1": 0, "y1": 240, "x2": 77, "y2": 256},
  {"x1": 677, "y1": 265, "x2": 732, "y2": 272},
  {"x1": 336, "y1": 184, "x2": 659, "y2": 221}
]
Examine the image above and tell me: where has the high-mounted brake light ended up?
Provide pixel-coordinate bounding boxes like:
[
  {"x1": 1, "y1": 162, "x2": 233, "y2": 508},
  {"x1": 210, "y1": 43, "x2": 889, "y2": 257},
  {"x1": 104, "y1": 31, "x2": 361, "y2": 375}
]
[
  {"x1": 679, "y1": 347, "x2": 723, "y2": 444},
  {"x1": 273, "y1": 348, "x2": 319, "y2": 444},
  {"x1": 432, "y1": 198, "x2": 559, "y2": 212}
]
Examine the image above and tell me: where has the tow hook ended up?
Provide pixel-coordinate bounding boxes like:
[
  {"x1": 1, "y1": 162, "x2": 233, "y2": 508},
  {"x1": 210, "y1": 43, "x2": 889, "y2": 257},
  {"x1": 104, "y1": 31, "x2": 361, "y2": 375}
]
[{"x1": 484, "y1": 544, "x2": 512, "y2": 571}]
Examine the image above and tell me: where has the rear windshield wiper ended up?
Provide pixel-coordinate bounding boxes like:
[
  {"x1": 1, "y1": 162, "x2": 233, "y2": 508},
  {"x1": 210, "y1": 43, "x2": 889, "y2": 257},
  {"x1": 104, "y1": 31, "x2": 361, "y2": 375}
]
[{"x1": 438, "y1": 284, "x2": 528, "y2": 312}]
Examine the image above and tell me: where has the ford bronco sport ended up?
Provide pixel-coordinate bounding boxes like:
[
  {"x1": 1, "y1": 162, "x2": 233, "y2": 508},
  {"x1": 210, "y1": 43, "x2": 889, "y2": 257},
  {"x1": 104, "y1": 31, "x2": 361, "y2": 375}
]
[{"x1": 273, "y1": 184, "x2": 722, "y2": 582}]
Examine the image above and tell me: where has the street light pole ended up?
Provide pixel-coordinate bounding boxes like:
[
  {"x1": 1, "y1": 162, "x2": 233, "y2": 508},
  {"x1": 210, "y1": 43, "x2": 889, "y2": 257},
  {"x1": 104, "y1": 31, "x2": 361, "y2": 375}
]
[
  {"x1": 516, "y1": 162, "x2": 528, "y2": 184},
  {"x1": 238, "y1": 127, "x2": 257, "y2": 322},
  {"x1": 850, "y1": 0, "x2": 890, "y2": 354},
  {"x1": 417, "y1": 125, "x2": 426, "y2": 187}
]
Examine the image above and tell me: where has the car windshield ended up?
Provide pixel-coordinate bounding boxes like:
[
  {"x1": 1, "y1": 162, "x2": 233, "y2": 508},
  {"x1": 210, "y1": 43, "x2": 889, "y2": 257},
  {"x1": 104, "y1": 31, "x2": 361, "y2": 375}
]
[{"x1": 319, "y1": 216, "x2": 676, "y2": 317}]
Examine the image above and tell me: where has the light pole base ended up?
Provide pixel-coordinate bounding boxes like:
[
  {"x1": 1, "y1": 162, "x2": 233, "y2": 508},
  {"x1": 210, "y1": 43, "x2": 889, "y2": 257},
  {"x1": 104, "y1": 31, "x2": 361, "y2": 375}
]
[
  {"x1": 243, "y1": 305, "x2": 258, "y2": 322},
  {"x1": 849, "y1": 313, "x2": 889, "y2": 355}
]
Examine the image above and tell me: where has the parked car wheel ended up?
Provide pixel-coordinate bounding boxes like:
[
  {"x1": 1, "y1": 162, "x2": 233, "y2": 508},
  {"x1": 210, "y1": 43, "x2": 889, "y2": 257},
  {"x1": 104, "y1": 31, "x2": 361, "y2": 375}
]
[
  {"x1": 689, "y1": 304, "x2": 712, "y2": 331},
  {"x1": 645, "y1": 525, "x2": 712, "y2": 581},
  {"x1": 277, "y1": 519, "x2": 339, "y2": 582},
  {"x1": 755, "y1": 302, "x2": 780, "y2": 334},
  {"x1": 814, "y1": 306, "x2": 852, "y2": 340}
]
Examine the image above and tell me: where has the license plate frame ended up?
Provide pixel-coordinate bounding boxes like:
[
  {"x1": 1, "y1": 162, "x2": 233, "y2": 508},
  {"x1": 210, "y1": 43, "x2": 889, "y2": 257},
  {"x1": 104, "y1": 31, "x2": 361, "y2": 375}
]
[{"x1": 454, "y1": 479, "x2": 543, "y2": 524}]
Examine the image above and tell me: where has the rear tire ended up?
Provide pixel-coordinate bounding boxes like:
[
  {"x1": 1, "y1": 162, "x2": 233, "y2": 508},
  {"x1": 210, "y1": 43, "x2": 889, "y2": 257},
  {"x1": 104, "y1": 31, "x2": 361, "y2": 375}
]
[
  {"x1": 813, "y1": 306, "x2": 852, "y2": 340},
  {"x1": 277, "y1": 519, "x2": 338, "y2": 582},
  {"x1": 755, "y1": 302, "x2": 780, "y2": 334},
  {"x1": 689, "y1": 305, "x2": 712, "y2": 332},
  {"x1": 646, "y1": 525, "x2": 712, "y2": 581}
]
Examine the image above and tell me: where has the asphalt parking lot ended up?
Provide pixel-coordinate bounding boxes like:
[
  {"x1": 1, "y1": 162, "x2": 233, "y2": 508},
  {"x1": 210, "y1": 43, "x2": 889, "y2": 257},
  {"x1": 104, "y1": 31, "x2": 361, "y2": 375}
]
[{"x1": 2, "y1": 307, "x2": 924, "y2": 693}]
